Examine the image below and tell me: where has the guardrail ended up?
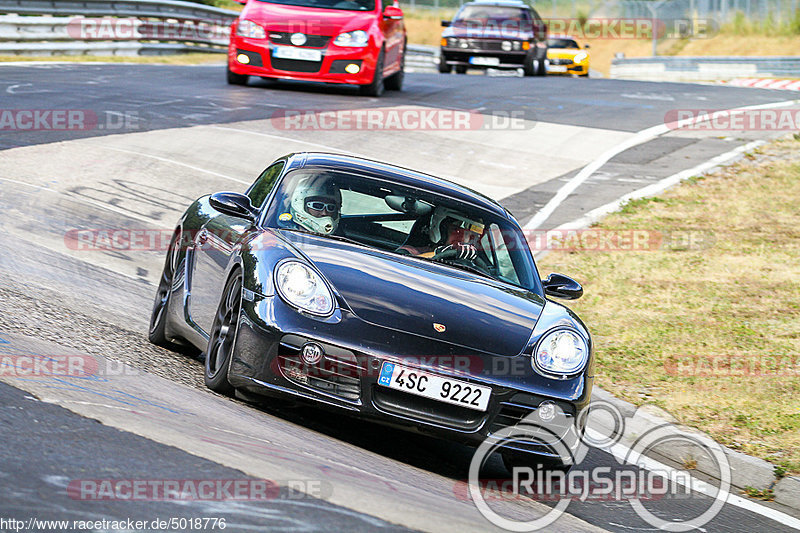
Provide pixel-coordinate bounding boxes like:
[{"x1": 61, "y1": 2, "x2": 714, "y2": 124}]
[
  {"x1": 610, "y1": 56, "x2": 800, "y2": 82},
  {"x1": 0, "y1": 0, "x2": 237, "y2": 55},
  {"x1": 0, "y1": 0, "x2": 238, "y2": 22},
  {"x1": 0, "y1": 1, "x2": 439, "y2": 63}
]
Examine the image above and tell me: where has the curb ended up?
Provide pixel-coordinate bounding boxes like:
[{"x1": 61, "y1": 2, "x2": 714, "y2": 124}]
[
  {"x1": 588, "y1": 387, "x2": 800, "y2": 512},
  {"x1": 542, "y1": 133, "x2": 800, "y2": 514}
]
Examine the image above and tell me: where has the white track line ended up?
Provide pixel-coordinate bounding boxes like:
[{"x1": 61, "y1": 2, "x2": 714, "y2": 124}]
[
  {"x1": 98, "y1": 145, "x2": 250, "y2": 185},
  {"x1": 552, "y1": 139, "x2": 765, "y2": 231},
  {"x1": 586, "y1": 428, "x2": 800, "y2": 530},
  {"x1": 524, "y1": 97, "x2": 800, "y2": 230}
]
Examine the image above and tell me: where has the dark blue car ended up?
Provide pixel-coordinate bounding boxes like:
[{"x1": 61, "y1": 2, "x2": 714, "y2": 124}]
[{"x1": 149, "y1": 152, "x2": 592, "y2": 470}]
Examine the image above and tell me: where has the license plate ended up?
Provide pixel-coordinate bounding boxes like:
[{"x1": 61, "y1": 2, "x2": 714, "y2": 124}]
[
  {"x1": 272, "y1": 46, "x2": 322, "y2": 62},
  {"x1": 469, "y1": 56, "x2": 500, "y2": 66},
  {"x1": 548, "y1": 64, "x2": 568, "y2": 72},
  {"x1": 377, "y1": 362, "x2": 491, "y2": 411}
]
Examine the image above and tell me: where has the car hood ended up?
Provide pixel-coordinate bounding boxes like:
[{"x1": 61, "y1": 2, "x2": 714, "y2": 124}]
[
  {"x1": 548, "y1": 49, "x2": 584, "y2": 59},
  {"x1": 242, "y1": 2, "x2": 375, "y2": 35},
  {"x1": 280, "y1": 231, "x2": 544, "y2": 357}
]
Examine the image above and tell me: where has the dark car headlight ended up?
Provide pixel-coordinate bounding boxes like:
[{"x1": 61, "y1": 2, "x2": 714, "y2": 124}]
[
  {"x1": 533, "y1": 328, "x2": 589, "y2": 377},
  {"x1": 275, "y1": 261, "x2": 334, "y2": 316}
]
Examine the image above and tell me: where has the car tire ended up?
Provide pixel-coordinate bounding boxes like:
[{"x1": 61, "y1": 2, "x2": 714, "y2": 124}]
[
  {"x1": 438, "y1": 59, "x2": 452, "y2": 74},
  {"x1": 523, "y1": 57, "x2": 536, "y2": 77},
  {"x1": 455, "y1": 65, "x2": 467, "y2": 74},
  {"x1": 384, "y1": 43, "x2": 405, "y2": 91},
  {"x1": 227, "y1": 66, "x2": 249, "y2": 86},
  {"x1": 204, "y1": 269, "x2": 243, "y2": 396},
  {"x1": 537, "y1": 57, "x2": 547, "y2": 76},
  {"x1": 149, "y1": 231, "x2": 183, "y2": 350},
  {"x1": 359, "y1": 48, "x2": 385, "y2": 97}
]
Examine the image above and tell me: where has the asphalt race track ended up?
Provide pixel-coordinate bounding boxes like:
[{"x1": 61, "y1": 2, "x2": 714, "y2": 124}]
[{"x1": 1, "y1": 63, "x2": 800, "y2": 532}]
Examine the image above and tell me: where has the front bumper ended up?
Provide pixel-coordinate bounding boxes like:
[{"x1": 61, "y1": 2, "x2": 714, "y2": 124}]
[
  {"x1": 440, "y1": 47, "x2": 530, "y2": 69},
  {"x1": 227, "y1": 294, "x2": 593, "y2": 461},
  {"x1": 547, "y1": 58, "x2": 589, "y2": 75},
  {"x1": 228, "y1": 36, "x2": 378, "y2": 85}
]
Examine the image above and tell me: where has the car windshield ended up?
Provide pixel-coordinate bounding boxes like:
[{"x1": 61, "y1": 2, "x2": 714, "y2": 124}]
[
  {"x1": 548, "y1": 38, "x2": 580, "y2": 49},
  {"x1": 257, "y1": 0, "x2": 375, "y2": 11},
  {"x1": 454, "y1": 6, "x2": 530, "y2": 24},
  {"x1": 264, "y1": 169, "x2": 537, "y2": 289}
]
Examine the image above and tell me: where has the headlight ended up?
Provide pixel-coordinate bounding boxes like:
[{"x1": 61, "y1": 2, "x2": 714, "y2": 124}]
[
  {"x1": 236, "y1": 19, "x2": 266, "y2": 39},
  {"x1": 533, "y1": 328, "x2": 588, "y2": 377},
  {"x1": 573, "y1": 51, "x2": 588, "y2": 63},
  {"x1": 275, "y1": 261, "x2": 334, "y2": 316},
  {"x1": 334, "y1": 30, "x2": 369, "y2": 47}
]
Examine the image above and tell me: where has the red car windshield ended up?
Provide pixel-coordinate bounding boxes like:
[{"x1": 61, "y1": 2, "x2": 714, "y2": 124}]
[{"x1": 256, "y1": 0, "x2": 375, "y2": 11}]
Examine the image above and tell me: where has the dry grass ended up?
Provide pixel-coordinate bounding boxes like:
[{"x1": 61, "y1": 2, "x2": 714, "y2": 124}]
[{"x1": 537, "y1": 137, "x2": 800, "y2": 474}]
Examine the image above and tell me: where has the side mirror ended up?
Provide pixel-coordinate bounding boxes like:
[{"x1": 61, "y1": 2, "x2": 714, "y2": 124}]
[
  {"x1": 441, "y1": 20, "x2": 451, "y2": 27},
  {"x1": 209, "y1": 192, "x2": 256, "y2": 222},
  {"x1": 542, "y1": 273, "x2": 583, "y2": 300},
  {"x1": 584, "y1": 43, "x2": 590, "y2": 49},
  {"x1": 383, "y1": 5, "x2": 403, "y2": 19}
]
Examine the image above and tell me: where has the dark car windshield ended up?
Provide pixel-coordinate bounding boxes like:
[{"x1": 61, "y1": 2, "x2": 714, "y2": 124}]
[
  {"x1": 454, "y1": 6, "x2": 531, "y2": 24},
  {"x1": 257, "y1": 0, "x2": 375, "y2": 11},
  {"x1": 264, "y1": 169, "x2": 537, "y2": 289},
  {"x1": 548, "y1": 38, "x2": 580, "y2": 49}
]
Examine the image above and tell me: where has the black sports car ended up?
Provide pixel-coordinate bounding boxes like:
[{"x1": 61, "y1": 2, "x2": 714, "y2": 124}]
[
  {"x1": 439, "y1": 0, "x2": 549, "y2": 76},
  {"x1": 149, "y1": 152, "x2": 592, "y2": 469}
]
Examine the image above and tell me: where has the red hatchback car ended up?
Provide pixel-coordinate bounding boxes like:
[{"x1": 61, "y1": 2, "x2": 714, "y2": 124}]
[{"x1": 228, "y1": 0, "x2": 406, "y2": 96}]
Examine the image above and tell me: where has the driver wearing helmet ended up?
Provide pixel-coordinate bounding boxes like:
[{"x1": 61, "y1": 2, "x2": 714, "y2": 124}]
[
  {"x1": 288, "y1": 174, "x2": 342, "y2": 236},
  {"x1": 398, "y1": 207, "x2": 484, "y2": 260}
]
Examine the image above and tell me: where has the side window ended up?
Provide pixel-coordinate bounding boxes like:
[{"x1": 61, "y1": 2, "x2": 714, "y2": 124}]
[
  {"x1": 486, "y1": 224, "x2": 520, "y2": 286},
  {"x1": 247, "y1": 161, "x2": 285, "y2": 209}
]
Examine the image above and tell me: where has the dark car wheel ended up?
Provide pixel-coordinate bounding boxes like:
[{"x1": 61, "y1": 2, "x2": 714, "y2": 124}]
[
  {"x1": 227, "y1": 66, "x2": 249, "y2": 86},
  {"x1": 455, "y1": 65, "x2": 467, "y2": 74},
  {"x1": 204, "y1": 270, "x2": 243, "y2": 395},
  {"x1": 523, "y1": 56, "x2": 536, "y2": 77},
  {"x1": 438, "y1": 58, "x2": 452, "y2": 73},
  {"x1": 384, "y1": 43, "x2": 405, "y2": 91},
  {"x1": 359, "y1": 49, "x2": 385, "y2": 97},
  {"x1": 537, "y1": 57, "x2": 547, "y2": 76},
  {"x1": 149, "y1": 231, "x2": 181, "y2": 349}
]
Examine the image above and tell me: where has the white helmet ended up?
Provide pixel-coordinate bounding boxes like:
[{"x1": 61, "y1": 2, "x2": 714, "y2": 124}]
[
  {"x1": 429, "y1": 206, "x2": 485, "y2": 245},
  {"x1": 290, "y1": 174, "x2": 342, "y2": 235}
]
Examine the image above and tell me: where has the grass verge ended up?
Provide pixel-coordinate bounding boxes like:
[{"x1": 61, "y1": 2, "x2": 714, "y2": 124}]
[{"x1": 536, "y1": 136, "x2": 800, "y2": 475}]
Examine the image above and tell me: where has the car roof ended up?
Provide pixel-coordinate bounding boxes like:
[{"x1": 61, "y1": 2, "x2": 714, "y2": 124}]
[
  {"x1": 285, "y1": 152, "x2": 511, "y2": 220},
  {"x1": 462, "y1": 0, "x2": 530, "y2": 7}
]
